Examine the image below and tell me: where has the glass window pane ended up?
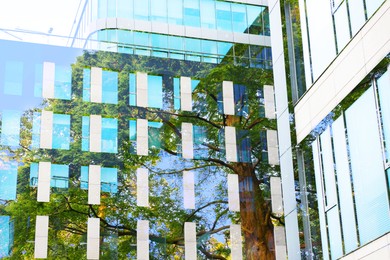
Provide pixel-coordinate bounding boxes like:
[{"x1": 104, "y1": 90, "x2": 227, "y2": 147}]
[
  {"x1": 117, "y1": 0, "x2": 133, "y2": 19},
  {"x1": 148, "y1": 75, "x2": 163, "y2": 109},
  {"x1": 102, "y1": 70, "x2": 118, "y2": 104},
  {"x1": 129, "y1": 73, "x2": 136, "y2": 106},
  {"x1": 200, "y1": 0, "x2": 216, "y2": 29},
  {"x1": 98, "y1": 0, "x2": 107, "y2": 19},
  {"x1": 83, "y1": 68, "x2": 91, "y2": 102},
  {"x1": 52, "y1": 114, "x2": 71, "y2": 150},
  {"x1": 4, "y1": 61, "x2": 23, "y2": 96},
  {"x1": 80, "y1": 166, "x2": 88, "y2": 189},
  {"x1": 134, "y1": 0, "x2": 149, "y2": 21},
  {"x1": 232, "y1": 4, "x2": 247, "y2": 33},
  {"x1": 348, "y1": 0, "x2": 366, "y2": 35},
  {"x1": 167, "y1": 0, "x2": 183, "y2": 25},
  {"x1": 101, "y1": 168, "x2": 118, "y2": 193},
  {"x1": 184, "y1": 0, "x2": 200, "y2": 27},
  {"x1": 326, "y1": 207, "x2": 343, "y2": 259},
  {"x1": 107, "y1": 0, "x2": 116, "y2": 17},
  {"x1": 150, "y1": 0, "x2": 167, "y2": 22},
  {"x1": 101, "y1": 118, "x2": 118, "y2": 153},
  {"x1": 82, "y1": 116, "x2": 90, "y2": 151},
  {"x1": 366, "y1": 0, "x2": 385, "y2": 18},
  {"x1": 34, "y1": 63, "x2": 43, "y2": 97},
  {"x1": 148, "y1": 122, "x2": 162, "y2": 149},
  {"x1": 334, "y1": 2, "x2": 351, "y2": 52},
  {"x1": 345, "y1": 86, "x2": 390, "y2": 245},
  {"x1": 378, "y1": 70, "x2": 390, "y2": 162},
  {"x1": 0, "y1": 162, "x2": 17, "y2": 200},
  {"x1": 54, "y1": 65, "x2": 72, "y2": 100},
  {"x1": 173, "y1": 77, "x2": 180, "y2": 110},
  {"x1": 31, "y1": 112, "x2": 41, "y2": 149},
  {"x1": 216, "y1": 2, "x2": 232, "y2": 31},
  {"x1": 51, "y1": 164, "x2": 69, "y2": 189},
  {"x1": 1, "y1": 110, "x2": 21, "y2": 147}
]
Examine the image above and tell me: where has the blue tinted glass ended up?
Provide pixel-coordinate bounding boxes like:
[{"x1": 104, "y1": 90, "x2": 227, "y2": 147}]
[
  {"x1": 4, "y1": 61, "x2": 23, "y2": 96},
  {"x1": 98, "y1": 0, "x2": 107, "y2": 18},
  {"x1": 34, "y1": 64, "x2": 43, "y2": 97},
  {"x1": 237, "y1": 130, "x2": 251, "y2": 162},
  {"x1": 148, "y1": 121, "x2": 162, "y2": 149},
  {"x1": 200, "y1": 0, "x2": 216, "y2": 29},
  {"x1": 54, "y1": 65, "x2": 72, "y2": 100},
  {"x1": 107, "y1": 30, "x2": 117, "y2": 43},
  {"x1": 1, "y1": 110, "x2": 21, "y2": 147},
  {"x1": 117, "y1": 0, "x2": 133, "y2": 19},
  {"x1": 173, "y1": 77, "x2": 180, "y2": 110},
  {"x1": 191, "y1": 79, "x2": 200, "y2": 91},
  {"x1": 0, "y1": 216, "x2": 12, "y2": 257},
  {"x1": 202, "y1": 40, "x2": 218, "y2": 63},
  {"x1": 29, "y1": 163, "x2": 39, "y2": 187},
  {"x1": 217, "y1": 42, "x2": 233, "y2": 56},
  {"x1": 83, "y1": 68, "x2": 91, "y2": 102},
  {"x1": 129, "y1": 120, "x2": 136, "y2": 141},
  {"x1": 107, "y1": 0, "x2": 116, "y2": 17},
  {"x1": 232, "y1": 4, "x2": 247, "y2": 33},
  {"x1": 0, "y1": 162, "x2": 17, "y2": 200},
  {"x1": 193, "y1": 125, "x2": 208, "y2": 159},
  {"x1": 129, "y1": 73, "x2": 136, "y2": 106},
  {"x1": 101, "y1": 168, "x2": 118, "y2": 193},
  {"x1": 134, "y1": 0, "x2": 150, "y2": 20},
  {"x1": 52, "y1": 114, "x2": 71, "y2": 150},
  {"x1": 234, "y1": 84, "x2": 248, "y2": 116},
  {"x1": 167, "y1": 0, "x2": 183, "y2": 25},
  {"x1": 151, "y1": 34, "x2": 168, "y2": 50},
  {"x1": 117, "y1": 30, "x2": 133, "y2": 45},
  {"x1": 134, "y1": 32, "x2": 150, "y2": 47},
  {"x1": 51, "y1": 164, "x2": 69, "y2": 189},
  {"x1": 216, "y1": 2, "x2": 232, "y2": 31},
  {"x1": 101, "y1": 118, "x2": 118, "y2": 153},
  {"x1": 184, "y1": 0, "x2": 200, "y2": 27},
  {"x1": 102, "y1": 70, "x2": 118, "y2": 104},
  {"x1": 80, "y1": 166, "x2": 88, "y2": 189},
  {"x1": 82, "y1": 116, "x2": 90, "y2": 151},
  {"x1": 148, "y1": 75, "x2": 163, "y2": 109},
  {"x1": 151, "y1": 0, "x2": 167, "y2": 22},
  {"x1": 185, "y1": 38, "x2": 201, "y2": 61},
  {"x1": 31, "y1": 112, "x2": 41, "y2": 149}
]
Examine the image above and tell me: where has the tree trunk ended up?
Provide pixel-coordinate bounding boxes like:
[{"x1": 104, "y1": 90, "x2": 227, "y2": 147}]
[{"x1": 235, "y1": 162, "x2": 275, "y2": 260}]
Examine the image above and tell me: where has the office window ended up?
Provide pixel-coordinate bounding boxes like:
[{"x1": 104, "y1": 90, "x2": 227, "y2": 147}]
[
  {"x1": 36, "y1": 62, "x2": 72, "y2": 100},
  {"x1": 365, "y1": 0, "x2": 385, "y2": 18},
  {"x1": 200, "y1": 0, "x2": 216, "y2": 29},
  {"x1": 117, "y1": 0, "x2": 133, "y2": 19},
  {"x1": 184, "y1": 0, "x2": 200, "y2": 27},
  {"x1": 334, "y1": 2, "x2": 351, "y2": 52},
  {"x1": 134, "y1": 0, "x2": 149, "y2": 21},
  {"x1": 150, "y1": 0, "x2": 167, "y2": 22},
  {"x1": 218, "y1": 82, "x2": 248, "y2": 116},
  {"x1": 32, "y1": 112, "x2": 71, "y2": 150},
  {"x1": 4, "y1": 61, "x2": 23, "y2": 96},
  {"x1": 193, "y1": 125, "x2": 208, "y2": 159},
  {"x1": 377, "y1": 70, "x2": 390, "y2": 163},
  {"x1": 232, "y1": 4, "x2": 247, "y2": 33},
  {"x1": 82, "y1": 116, "x2": 118, "y2": 153},
  {"x1": 167, "y1": 0, "x2": 183, "y2": 25},
  {"x1": 237, "y1": 130, "x2": 251, "y2": 163},
  {"x1": 0, "y1": 161, "x2": 18, "y2": 201},
  {"x1": 129, "y1": 73, "x2": 163, "y2": 109},
  {"x1": 0, "y1": 110, "x2": 21, "y2": 147},
  {"x1": 247, "y1": 6, "x2": 267, "y2": 35},
  {"x1": 81, "y1": 166, "x2": 118, "y2": 193},
  {"x1": 216, "y1": 1, "x2": 232, "y2": 31},
  {"x1": 30, "y1": 163, "x2": 69, "y2": 189},
  {"x1": 83, "y1": 68, "x2": 118, "y2": 104},
  {"x1": 173, "y1": 77, "x2": 198, "y2": 111},
  {"x1": 129, "y1": 119, "x2": 162, "y2": 154},
  {"x1": 148, "y1": 75, "x2": 163, "y2": 109},
  {"x1": 348, "y1": 0, "x2": 366, "y2": 35}
]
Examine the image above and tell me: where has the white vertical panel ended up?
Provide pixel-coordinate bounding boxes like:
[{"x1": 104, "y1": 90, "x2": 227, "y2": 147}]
[
  {"x1": 284, "y1": 210, "x2": 301, "y2": 259},
  {"x1": 183, "y1": 171, "x2": 195, "y2": 209},
  {"x1": 89, "y1": 115, "x2": 102, "y2": 152},
  {"x1": 40, "y1": 110, "x2": 53, "y2": 149},
  {"x1": 267, "y1": 130, "x2": 279, "y2": 165},
  {"x1": 270, "y1": 177, "x2": 283, "y2": 215},
  {"x1": 332, "y1": 116, "x2": 358, "y2": 253},
  {"x1": 87, "y1": 218, "x2": 100, "y2": 260},
  {"x1": 264, "y1": 85, "x2": 276, "y2": 119},
  {"x1": 136, "y1": 72, "x2": 148, "y2": 107},
  {"x1": 274, "y1": 226, "x2": 287, "y2": 260},
  {"x1": 320, "y1": 127, "x2": 337, "y2": 207},
  {"x1": 42, "y1": 62, "x2": 55, "y2": 99},
  {"x1": 137, "y1": 220, "x2": 149, "y2": 260},
  {"x1": 34, "y1": 216, "x2": 49, "y2": 259},
  {"x1": 90, "y1": 67, "x2": 102, "y2": 103},
  {"x1": 230, "y1": 224, "x2": 243, "y2": 260},
  {"x1": 37, "y1": 162, "x2": 51, "y2": 202},
  {"x1": 312, "y1": 141, "x2": 330, "y2": 260},
  {"x1": 88, "y1": 165, "x2": 101, "y2": 205},
  {"x1": 137, "y1": 168, "x2": 149, "y2": 207},
  {"x1": 225, "y1": 126, "x2": 237, "y2": 162},
  {"x1": 327, "y1": 207, "x2": 343, "y2": 259},
  {"x1": 298, "y1": 0, "x2": 313, "y2": 87},
  {"x1": 184, "y1": 222, "x2": 197, "y2": 260},
  {"x1": 227, "y1": 174, "x2": 240, "y2": 212},
  {"x1": 222, "y1": 81, "x2": 235, "y2": 115},
  {"x1": 181, "y1": 77, "x2": 192, "y2": 111},
  {"x1": 136, "y1": 119, "x2": 148, "y2": 156},
  {"x1": 182, "y1": 123, "x2": 194, "y2": 159}
]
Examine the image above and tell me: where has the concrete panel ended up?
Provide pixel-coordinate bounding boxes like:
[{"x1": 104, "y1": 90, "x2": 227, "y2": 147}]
[
  {"x1": 269, "y1": 0, "x2": 283, "y2": 63},
  {"x1": 264, "y1": 85, "x2": 276, "y2": 119},
  {"x1": 180, "y1": 77, "x2": 192, "y2": 112},
  {"x1": 137, "y1": 119, "x2": 148, "y2": 156},
  {"x1": 222, "y1": 81, "x2": 235, "y2": 115},
  {"x1": 89, "y1": 115, "x2": 102, "y2": 152},
  {"x1": 87, "y1": 218, "x2": 100, "y2": 260},
  {"x1": 137, "y1": 220, "x2": 149, "y2": 260},
  {"x1": 270, "y1": 176, "x2": 283, "y2": 215},
  {"x1": 42, "y1": 62, "x2": 55, "y2": 99},
  {"x1": 137, "y1": 168, "x2": 149, "y2": 207},
  {"x1": 267, "y1": 130, "x2": 279, "y2": 165},
  {"x1": 230, "y1": 224, "x2": 243, "y2": 260},
  {"x1": 274, "y1": 226, "x2": 287, "y2": 260},
  {"x1": 185, "y1": 222, "x2": 197, "y2": 260},
  {"x1": 273, "y1": 56, "x2": 288, "y2": 117},
  {"x1": 88, "y1": 165, "x2": 101, "y2": 205},
  {"x1": 276, "y1": 110, "x2": 291, "y2": 157},
  {"x1": 37, "y1": 162, "x2": 51, "y2": 202},
  {"x1": 183, "y1": 171, "x2": 195, "y2": 209},
  {"x1": 225, "y1": 127, "x2": 237, "y2": 162},
  {"x1": 285, "y1": 210, "x2": 301, "y2": 260},
  {"x1": 182, "y1": 123, "x2": 194, "y2": 159},
  {"x1": 40, "y1": 110, "x2": 53, "y2": 149},
  {"x1": 227, "y1": 174, "x2": 240, "y2": 212},
  {"x1": 34, "y1": 216, "x2": 49, "y2": 259},
  {"x1": 136, "y1": 72, "x2": 148, "y2": 108},
  {"x1": 280, "y1": 148, "x2": 296, "y2": 215},
  {"x1": 90, "y1": 67, "x2": 102, "y2": 103}
]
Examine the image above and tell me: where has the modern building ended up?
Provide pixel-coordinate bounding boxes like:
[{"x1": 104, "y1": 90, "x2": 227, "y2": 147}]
[
  {"x1": 0, "y1": 0, "x2": 285, "y2": 259},
  {"x1": 270, "y1": 0, "x2": 390, "y2": 259}
]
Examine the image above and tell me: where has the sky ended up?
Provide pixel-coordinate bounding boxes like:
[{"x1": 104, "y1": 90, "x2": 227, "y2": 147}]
[{"x1": 0, "y1": 0, "x2": 82, "y2": 44}]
